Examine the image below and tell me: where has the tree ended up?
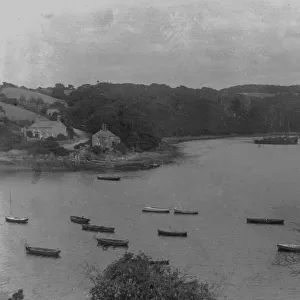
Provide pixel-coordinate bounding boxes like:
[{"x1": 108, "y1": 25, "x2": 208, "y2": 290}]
[
  {"x1": 36, "y1": 97, "x2": 44, "y2": 106},
  {"x1": 19, "y1": 94, "x2": 26, "y2": 104},
  {"x1": 26, "y1": 131, "x2": 33, "y2": 138},
  {"x1": 89, "y1": 252, "x2": 216, "y2": 300}
]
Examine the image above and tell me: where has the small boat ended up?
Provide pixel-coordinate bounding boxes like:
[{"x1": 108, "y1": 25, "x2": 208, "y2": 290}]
[
  {"x1": 5, "y1": 216, "x2": 28, "y2": 224},
  {"x1": 97, "y1": 176, "x2": 121, "y2": 181},
  {"x1": 246, "y1": 218, "x2": 284, "y2": 225},
  {"x1": 25, "y1": 245, "x2": 61, "y2": 257},
  {"x1": 277, "y1": 244, "x2": 300, "y2": 252},
  {"x1": 70, "y1": 216, "x2": 90, "y2": 224},
  {"x1": 149, "y1": 259, "x2": 169, "y2": 265},
  {"x1": 82, "y1": 224, "x2": 115, "y2": 233},
  {"x1": 158, "y1": 229, "x2": 188, "y2": 237},
  {"x1": 142, "y1": 206, "x2": 170, "y2": 213},
  {"x1": 96, "y1": 237, "x2": 129, "y2": 247},
  {"x1": 174, "y1": 208, "x2": 198, "y2": 215},
  {"x1": 254, "y1": 136, "x2": 299, "y2": 145}
]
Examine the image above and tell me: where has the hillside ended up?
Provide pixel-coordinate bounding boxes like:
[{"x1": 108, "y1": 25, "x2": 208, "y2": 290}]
[
  {"x1": 0, "y1": 102, "x2": 37, "y2": 121},
  {"x1": 0, "y1": 87, "x2": 66, "y2": 106}
]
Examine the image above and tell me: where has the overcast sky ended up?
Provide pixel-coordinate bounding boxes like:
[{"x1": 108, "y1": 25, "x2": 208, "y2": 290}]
[{"x1": 0, "y1": 0, "x2": 299, "y2": 89}]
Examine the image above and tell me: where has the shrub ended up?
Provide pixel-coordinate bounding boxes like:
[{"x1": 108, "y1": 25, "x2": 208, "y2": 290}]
[
  {"x1": 91, "y1": 145, "x2": 103, "y2": 155},
  {"x1": 114, "y1": 142, "x2": 127, "y2": 154},
  {"x1": 56, "y1": 133, "x2": 67, "y2": 141},
  {"x1": 26, "y1": 131, "x2": 33, "y2": 138},
  {"x1": 46, "y1": 136, "x2": 56, "y2": 141},
  {"x1": 51, "y1": 146, "x2": 69, "y2": 156},
  {"x1": 89, "y1": 252, "x2": 216, "y2": 300}
]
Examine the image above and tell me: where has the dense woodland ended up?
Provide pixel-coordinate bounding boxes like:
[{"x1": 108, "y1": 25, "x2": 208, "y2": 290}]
[{"x1": 2, "y1": 82, "x2": 300, "y2": 151}]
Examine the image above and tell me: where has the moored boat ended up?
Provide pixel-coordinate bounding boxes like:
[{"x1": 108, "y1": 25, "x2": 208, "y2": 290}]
[
  {"x1": 70, "y1": 216, "x2": 90, "y2": 224},
  {"x1": 246, "y1": 218, "x2": 284, "y2": 225},
  {"x1": 82, "y1": 224, "x2": 115, "y2": 233},
  {"x1": 277, "y1": 244, "x2": 300, "y2": 252},
  {"x1": 158, "y1": 229, "x2": 188, "y2": 237},
  {"x1": 254, "y1": 136, "x2": 299, "y2": 145},
  {"x1": 25, "y1": 245, "x2": 61, "y2": 257},
  {"x1": 174, "y1": 208, "x2": 198, "y2": 215},
  {"x1": 96, "y1": 237, "x2": 129, "y2": 247},
  {"x1": 142, "y1": 206, "x2": 170, "y2": 213},
  {"x1": 97, "y1": 176, "x2": 121, "y2": 181},
  {"x1": 5, "y1": 216, "x2": 28, "y2": 224}
]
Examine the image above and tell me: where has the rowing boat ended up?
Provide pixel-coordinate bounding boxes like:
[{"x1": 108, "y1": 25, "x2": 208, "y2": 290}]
[
  {"x1": 96, "y1": 237, "x2": 129, "y2": 247},
  {"x1": 82, "y1": 224, "x2": 115, "y2": 233},
  {"x1": 142, "y1": 206, "x2": 170, "y2": 213},
  {"x1": 97, "y1": 176, "x2": 121, "y2": 181},
  {"x1": 70, "y1": 216, "x2": 90, "y2": 224},
  {"x1": 25, "y1": 245, "x2": 61, "y2": 257},
  {"x1": 277, "y1": 244, "x2": 300, "y2": 252},
  {"x1": 174, "y1": 208, "x2": 198, "y2": 215},
  {"x1": 5, "y1": 216, "x2": 28, "y2": 224},
  {"x1": 246, "y1": 218, "x2": 284, "y2": 225},
  {"x1": 158, "y1": 229, "x2": 188, "y2": 237}
]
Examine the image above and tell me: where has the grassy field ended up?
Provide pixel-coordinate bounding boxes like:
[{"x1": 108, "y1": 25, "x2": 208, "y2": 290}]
[
  {"x1": 1, "y1": 87, "x2": 66, "y2": 105},
  {"x1": 237, "y1": 92, "x2": 275, "y2": 98},
  {"x1": 0, "y1": 102, "x2": 37, "y2": 121}
]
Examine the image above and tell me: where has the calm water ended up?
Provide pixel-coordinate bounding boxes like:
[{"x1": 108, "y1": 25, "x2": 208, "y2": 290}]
[{"x1": 1, "y1": 138, "x2": 300, "y2": 300}]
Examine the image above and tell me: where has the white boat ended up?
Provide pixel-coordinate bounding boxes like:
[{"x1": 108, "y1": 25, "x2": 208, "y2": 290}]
[
  {"x1": 277, "y1": 244, "x2": 300, "y2": 252},
  {"x1": 142, "y1": 206, "x2": 170, "y2": 213}
]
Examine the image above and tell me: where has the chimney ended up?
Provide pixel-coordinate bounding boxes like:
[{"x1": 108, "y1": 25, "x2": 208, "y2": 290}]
[
  {"x1": 102, "y1": 123, "x2": 107, "y2": 131},
  {"x1": 57, "y1": 115, "x2": 61, "y2": 122}
]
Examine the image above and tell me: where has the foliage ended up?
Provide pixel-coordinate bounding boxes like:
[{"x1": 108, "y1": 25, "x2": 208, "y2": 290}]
[
  {"x1": 56, "y1": 133, "x2": 68, "y2": 141},
  {"x1": 26, "y1": 130, "x2": 33, "y2": 138},
  {"x1": 89, "y1": 252, "x2": 216, "y2": 300},
  {"x1": 91, "y1": 145, "x2": 104, "y2": 155},
  {"x1": 114, "y1": 142, "x2": 127, "y2": 154},
  {"x1": 8, "y1": 289, "x2": 24, "y2": 300}
]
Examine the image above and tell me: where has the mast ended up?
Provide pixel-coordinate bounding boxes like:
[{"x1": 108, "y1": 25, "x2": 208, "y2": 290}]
[{"x1": 9, "y1": 189, "x2": 12, "y2": 215}]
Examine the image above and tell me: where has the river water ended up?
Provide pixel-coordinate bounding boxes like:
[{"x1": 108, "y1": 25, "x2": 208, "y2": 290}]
[{"x1": 1, "y1": 137, "x2": 300, "y2": 300}]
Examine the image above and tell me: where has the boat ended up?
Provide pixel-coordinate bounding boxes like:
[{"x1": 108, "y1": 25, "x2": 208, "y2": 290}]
[
  {"x1": 277, "y1": 244, "x2": 300, "y2": 252},
  {"x1": 174, "y1": 208, "x2": 198, "y2": 215},
  {"x1": 25, "y1": 245, "x2": 61, "y2": 257},
  {"x1": 246, "y1": 218, "x2": 284, "y2": 225},
  {"x1": 70, "y1": 216, "x2": 90, "y2": 224},
  {"x1": 82, "y1": 224, "x2": 115, "y2": 233},
  {"x1": 96, "y1": 237, "x2": 129, "y2": 247},
  {"x1": 142, "y1": 206, "x2": 170, "y2": 213},
  {"x1": 254, "y1": 136, "x2": 299, "y2": 145},
  {"x1": 158, "y1": 229, "x2": 188, "y2": 237},
  {"x1": 97, "y1": 176, "x2": 121, "y2": 181},
  {"x1": 5, "y1": 190, "x2": 28, "y2": 224},
  {"x1": 5, "y1": 216, "x2": 29, "y2": 224}
]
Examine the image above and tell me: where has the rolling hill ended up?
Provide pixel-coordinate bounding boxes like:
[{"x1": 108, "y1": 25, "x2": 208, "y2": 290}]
[
  {"x1": 0, "y1": 87, "x2": 66, "y2": 106},
  {"x1": 0, "y1": 102, "x2": 37, "y2": 121}
]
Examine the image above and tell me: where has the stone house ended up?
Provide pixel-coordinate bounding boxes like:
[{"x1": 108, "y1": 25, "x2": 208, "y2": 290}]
[
  {"x1": 24, "y1": 116, "x2": 68, "y2": 139},
  {"x1": 92, "y1": 124, "x2": 121, "y2": 150}
]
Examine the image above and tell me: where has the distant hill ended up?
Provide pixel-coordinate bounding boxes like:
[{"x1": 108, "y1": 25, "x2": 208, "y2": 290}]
[
  {"x1": 0, "y1": 102, "x2": 37, "y2": 121},
  {"x1": 0, "y1": 87, "x2": 66, "y2": 106}
]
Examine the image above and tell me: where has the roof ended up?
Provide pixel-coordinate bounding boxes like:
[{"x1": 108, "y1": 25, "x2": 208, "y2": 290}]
[
  {"x1": 28, "y1": 119, "x2": 65, "y2": 129},
  {"x1": 93, "y1": 129, "x2": 119, "y2": 138}
]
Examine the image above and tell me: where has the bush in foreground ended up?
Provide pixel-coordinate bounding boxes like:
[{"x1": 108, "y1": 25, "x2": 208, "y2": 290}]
[{"x1": 89, "y1": 252, "x2": 216, "y2": 300}]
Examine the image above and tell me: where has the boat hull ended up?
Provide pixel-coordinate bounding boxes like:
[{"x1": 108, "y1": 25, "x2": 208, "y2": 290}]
[
  {"x1": 70, "y1": 216, "x2": 90, "y2": 224},
  {"x1": 142, "y1": 207, "x2": 170, "y2": 213},
  {"x1": 277, "y1": 244, "x2": 300, "y2": 252},
  {"x1": 25, "y1": 246, "x2": 61, "y2": 257},
  {"x1": 5, "y1": 216, "x2": 28, "y2": 224},
  {"x1": 97, "y1": 176, "x2": 121, "y2": 181},
  {"x1": 174, "y1": 209, "x2": 198, "y2": 215},
  {"x1": 246, "y1": 218, "x2": 284, "y2": 225},
  {"x1": 82, "y1": 224, "x2": 115, "y2": 232},
  {"x1": 254, "y1": 136, "x2": 299, "y2": 145},
  {"x1": 96, "y1": 238, "x2": 129, "y2": 247},
  {"x1": 158, "y1": 229, "x2": 188, "y2": 237}
]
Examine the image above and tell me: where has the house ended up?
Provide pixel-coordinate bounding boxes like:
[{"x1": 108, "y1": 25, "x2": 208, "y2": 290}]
[
  {"x1": 92, "y1": 124, "x2": 121, "y2": 149},
  {"x1": 25, "y1": 116, "x2": 68, "y2": 139},
  {"x1": 46, "y1": 108, "x2": 60, "y2": 117}
]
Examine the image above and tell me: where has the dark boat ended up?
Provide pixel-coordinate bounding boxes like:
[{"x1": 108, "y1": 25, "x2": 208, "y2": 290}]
[
  {"x1": 277, "y1": 244, "x2": 300, "y2": 252},
  {"x1": 148, "y1": 163, "x2": 160, "y2": 169},
  {"x1": 142, "y1": 206, "x2": 170, "y2": 213},
  {"x1": 246, "y1": 218, "x2": 284, "y2": 225},
  {"x1": 70, "y1": 216, "x2": 90, "y2": 224},
  {"x1": 97, "y1": 176, "x2": 121, "y2": 181},
  {"x1": 5, "y1": 216, "x2": 29, "y2": 224},
  {"x1": 254, "y1": 136, "x2": 299, "y2": 145},
  {"x1": 174, "y1": 208, "x2": 198, "y2": 215},
  {"x1": 149, "y1": 259, "x2": 169, "y2": 265},
  {"x1": 82, "y1": 224, "x2": 115, "y2": 233},
  {"x1": 158, "y1": 229, "x2": 188, "y2": 237},
  {"x1": 96, "y1": 237, "x2": 129, "y2": 247},
  {"x1": 25, "y1": 245, "x2": 61, "y2": 257}
]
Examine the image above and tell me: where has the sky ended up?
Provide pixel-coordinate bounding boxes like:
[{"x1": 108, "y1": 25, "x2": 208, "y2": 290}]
[{"x1": 0, "y1": 0, "x2": 300, "y2": 90}]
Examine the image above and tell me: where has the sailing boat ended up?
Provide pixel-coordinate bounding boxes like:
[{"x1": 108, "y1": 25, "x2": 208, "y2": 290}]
[
  {"x1": 5, "y1": 190, "x2": 29, "y2": 224},
  {"x1": 254, "y1": 119, "x2": 299, "y2": 145}
]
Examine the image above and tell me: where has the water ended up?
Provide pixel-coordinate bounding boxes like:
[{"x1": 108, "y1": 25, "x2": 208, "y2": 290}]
[{"x1": 1, "y1": 137, "x2": 300, "y2": 299}]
